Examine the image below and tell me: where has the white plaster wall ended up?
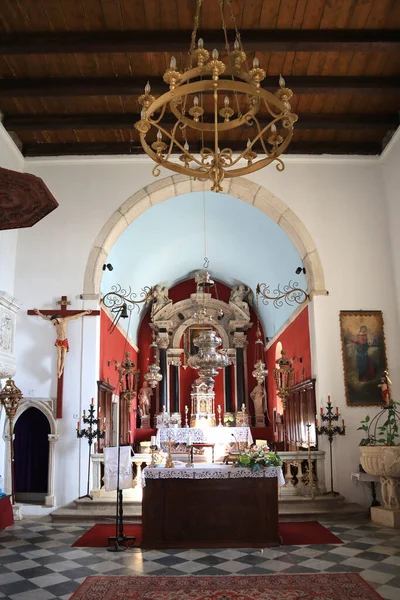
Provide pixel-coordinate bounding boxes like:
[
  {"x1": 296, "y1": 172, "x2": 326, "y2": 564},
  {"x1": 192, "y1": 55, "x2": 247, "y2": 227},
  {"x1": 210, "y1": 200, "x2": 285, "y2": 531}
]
[
  {"x1": 9, "y1": 145, "x2": 400, "y2": 509},
  {"x1": 381, "y1": 130, "x2": 400, "y2": 329}
]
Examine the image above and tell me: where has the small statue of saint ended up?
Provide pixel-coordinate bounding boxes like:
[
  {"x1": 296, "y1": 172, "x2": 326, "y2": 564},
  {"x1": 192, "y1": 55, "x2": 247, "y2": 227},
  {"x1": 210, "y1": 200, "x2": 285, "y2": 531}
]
[
  {"x1": 378, "y1": 370, "x2": 392, "y2": 406},
  {"x1": 250, "y1": 383, "x2": 266, "y2": 416},
  {"x1": 33, "y1": 308, "x2": 92, "y2": 378},
  {"x1": 138, "y1": 381, "x2": 153, "y2": 416}
]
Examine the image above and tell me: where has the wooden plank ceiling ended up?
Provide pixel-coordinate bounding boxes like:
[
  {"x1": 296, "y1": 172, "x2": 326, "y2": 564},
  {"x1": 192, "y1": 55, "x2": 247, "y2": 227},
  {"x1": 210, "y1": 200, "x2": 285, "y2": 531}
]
[{"x1": 0, "y1": 0, "x2": 399, "y2": 157}]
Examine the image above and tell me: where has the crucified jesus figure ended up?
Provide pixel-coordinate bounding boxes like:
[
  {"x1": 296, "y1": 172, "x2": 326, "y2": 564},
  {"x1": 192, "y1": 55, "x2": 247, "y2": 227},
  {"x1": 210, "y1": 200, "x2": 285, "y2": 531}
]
[{"x1": 34, "y1": 308, "x2": 92, "y2": 378}]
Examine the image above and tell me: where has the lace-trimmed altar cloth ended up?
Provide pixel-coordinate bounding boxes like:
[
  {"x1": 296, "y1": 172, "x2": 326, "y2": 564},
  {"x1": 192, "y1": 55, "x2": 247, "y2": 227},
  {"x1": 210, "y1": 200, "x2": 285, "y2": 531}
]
[
  {"x1": 142, "y1": 463, "x2": 285, "y2": 487},
  {"x1": 156, "y1": 426, "x2": 253, "y2": 447}
]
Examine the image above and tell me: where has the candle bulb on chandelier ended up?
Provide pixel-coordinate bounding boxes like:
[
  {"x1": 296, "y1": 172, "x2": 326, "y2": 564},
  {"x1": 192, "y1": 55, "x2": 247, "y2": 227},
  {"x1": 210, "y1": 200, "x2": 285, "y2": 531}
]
[
  {"x1": 170, "y1": 56, "x2": 177, "y2": 70},
  {"x1": 145, "y1": 81, "x2": 151, "y2": 94},
  {"x1": 193, "y1": 96, "x2": 199, "y2": 106},
  {"x1": 224, "y1": 96, "x2": 230, "y2": 107},
  {"x1": 234, "y1": 38, "x2": 240, "y2": 50},
  {"x1": 212, "y1": 48, "x2": 219, "y2": 60},
  {"x1": 253, "y1": 56, "x2": 259, "y2": 68},
  {"x1": 198, "y1": 38, "x2": 204, "y2": 49}
]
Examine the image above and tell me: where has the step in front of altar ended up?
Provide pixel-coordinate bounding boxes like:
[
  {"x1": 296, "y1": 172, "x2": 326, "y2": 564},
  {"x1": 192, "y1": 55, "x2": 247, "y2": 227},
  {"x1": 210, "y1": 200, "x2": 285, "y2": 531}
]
[{"x1": 51, "y1": 492, "x2": 367, "y2": 524}]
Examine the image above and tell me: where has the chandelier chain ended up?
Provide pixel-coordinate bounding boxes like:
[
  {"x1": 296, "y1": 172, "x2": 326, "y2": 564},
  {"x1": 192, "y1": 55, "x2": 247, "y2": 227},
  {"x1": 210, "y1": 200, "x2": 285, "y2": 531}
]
[
  {"x1": 219, "y1": 0, "x2": 242, "y2": 117},
  {"x1": 189, "y1": 0, "x2": 203, "y2": 69}
]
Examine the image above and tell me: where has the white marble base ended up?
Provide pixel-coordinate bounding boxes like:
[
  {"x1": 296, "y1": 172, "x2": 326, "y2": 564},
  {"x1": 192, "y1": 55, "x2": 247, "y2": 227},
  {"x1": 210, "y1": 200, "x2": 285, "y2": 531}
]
[
  {"x1": 371, "y1": 506, "x2": 400, "y2": 528},
  {"x1": 140, "y1": 415, "x2": 151, "y2": 429},
  {"x1": 12, "y1": 503, "x2": 24, "y2": 521}
]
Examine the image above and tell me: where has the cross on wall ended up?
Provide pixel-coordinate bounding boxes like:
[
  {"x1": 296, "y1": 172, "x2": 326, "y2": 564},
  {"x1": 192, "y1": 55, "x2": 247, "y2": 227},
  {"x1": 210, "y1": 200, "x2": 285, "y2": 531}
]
[{"x1": 27, "y1": 296, "x2": 100, "y2": 418}]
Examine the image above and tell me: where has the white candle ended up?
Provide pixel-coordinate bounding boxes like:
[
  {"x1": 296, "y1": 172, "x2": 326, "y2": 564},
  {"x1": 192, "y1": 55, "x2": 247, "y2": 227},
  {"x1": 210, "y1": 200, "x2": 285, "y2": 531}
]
[
  {"x1": 151, "y1": 435, "x2": 157, "y2": 446},
  {"x1": 187, "y1": 433, "x2": 192, "y2": 446}
]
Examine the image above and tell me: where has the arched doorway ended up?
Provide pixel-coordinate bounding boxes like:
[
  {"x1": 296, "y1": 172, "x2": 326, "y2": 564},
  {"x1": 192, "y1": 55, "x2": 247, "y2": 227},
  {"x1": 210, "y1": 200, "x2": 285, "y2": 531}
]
[{"x1": 14, "y1": 407, "x2": 51, "y2": 504}]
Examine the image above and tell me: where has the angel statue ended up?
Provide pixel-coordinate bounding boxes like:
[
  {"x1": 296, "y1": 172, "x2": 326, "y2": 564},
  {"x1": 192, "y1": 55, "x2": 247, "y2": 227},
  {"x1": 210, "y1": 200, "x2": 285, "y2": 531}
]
[
  {"x1": 152, "y1": 285, "x2": 171, "y2": 313},
  {"x1": 229, "y1": 284, "x2": 253, "y2": 315}
]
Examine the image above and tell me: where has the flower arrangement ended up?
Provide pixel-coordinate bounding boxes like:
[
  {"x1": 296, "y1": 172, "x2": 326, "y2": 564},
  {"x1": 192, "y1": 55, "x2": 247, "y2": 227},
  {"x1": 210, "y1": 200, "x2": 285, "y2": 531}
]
[{"x1": 236, "y1": 444, "x2": 282, "y2": 471}]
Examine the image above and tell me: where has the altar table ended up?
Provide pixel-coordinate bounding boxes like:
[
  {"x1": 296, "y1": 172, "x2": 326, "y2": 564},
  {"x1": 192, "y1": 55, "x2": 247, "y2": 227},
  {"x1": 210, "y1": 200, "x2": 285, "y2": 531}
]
[
  {"x1": 142, "y1": 464, "x2": 283, "y2": 549},
  {"x1": 156, "y1": 426, "x2": 253, "y2": 450}
]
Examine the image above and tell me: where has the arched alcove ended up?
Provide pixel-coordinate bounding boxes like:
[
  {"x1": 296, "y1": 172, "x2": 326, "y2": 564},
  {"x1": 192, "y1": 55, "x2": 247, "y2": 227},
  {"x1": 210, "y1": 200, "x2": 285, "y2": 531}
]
[
  {"x1": 83, "y1": 175, "x2": 326, "y2": 299},
  {"x1": 14, "y1": 407, "x2": 50, "y2": 504},
  {"x1": 2, "y1": 399, "x2": 59, "y2": 506}
]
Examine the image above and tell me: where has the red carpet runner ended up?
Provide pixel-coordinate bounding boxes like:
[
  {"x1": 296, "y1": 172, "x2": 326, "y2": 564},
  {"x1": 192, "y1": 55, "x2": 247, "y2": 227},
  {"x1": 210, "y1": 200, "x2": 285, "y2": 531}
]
[
  {"x1": 72, "y1": 521, "x2": 342, "y2": 547},
  {"x1": 70, "y1": 574, "x2": 382, "y2": 599}
]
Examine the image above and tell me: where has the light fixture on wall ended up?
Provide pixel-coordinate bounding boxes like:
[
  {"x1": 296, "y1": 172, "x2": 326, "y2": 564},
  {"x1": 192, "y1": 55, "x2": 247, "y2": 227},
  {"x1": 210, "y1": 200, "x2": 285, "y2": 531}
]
[
  {"x1": 0, "y1": 378, "x2": 23, "y2": 505},
  {"x1": 135, "y1": 0, "x2": 297, "y2": 192},
  {"x1": 273, "y1": 349, "x2": 294, "y2": 411},
  {"x1": 256, "y1": 281, "x2": 309, "y2": 309}
]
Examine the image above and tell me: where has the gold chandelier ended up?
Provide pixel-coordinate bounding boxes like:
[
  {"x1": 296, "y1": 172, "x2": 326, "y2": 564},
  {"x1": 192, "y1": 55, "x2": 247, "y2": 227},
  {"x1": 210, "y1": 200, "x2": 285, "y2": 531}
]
[{"x1": 135, "y1": 0, "x2": 298, "y2": 192}]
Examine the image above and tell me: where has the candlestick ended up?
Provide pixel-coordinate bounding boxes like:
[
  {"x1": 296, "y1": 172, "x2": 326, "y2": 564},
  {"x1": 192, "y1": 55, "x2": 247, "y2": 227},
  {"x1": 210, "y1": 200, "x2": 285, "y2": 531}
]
[
  {"x1": 316, "y1": 395, "x2": 345, "y2": 495},
  {"x1": 76, "y1": 401, "x2": 105, "y2": 500}
]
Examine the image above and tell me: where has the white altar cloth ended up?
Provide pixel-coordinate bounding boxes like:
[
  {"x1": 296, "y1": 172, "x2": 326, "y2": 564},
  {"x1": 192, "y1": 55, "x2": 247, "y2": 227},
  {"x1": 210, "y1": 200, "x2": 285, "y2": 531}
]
[
  {"x1": 142, "y1": 463, "x2": 285, "y2": 487},
  {"x1": 156, "y1": 426, "x2": 253, "y2": 447}
]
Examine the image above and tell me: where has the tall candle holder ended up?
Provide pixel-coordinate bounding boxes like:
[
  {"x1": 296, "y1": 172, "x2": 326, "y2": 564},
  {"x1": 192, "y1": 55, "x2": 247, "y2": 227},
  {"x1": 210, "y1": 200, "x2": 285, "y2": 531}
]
[
  {"x1": 316, "y1": 396, "x2": 345, "y2": 496},
  {"x1": 302, "y1": 423, "x2": 316, "y2": 499},
  {"x1": 217, "y1": 405, "x2": 223, "y2": 427},
  {"x1": 76, "y1": 399, "x2": 105, "y2": 500},
  {"x1": 184, "y1": 405, "x2": 189, "y2": 428}
]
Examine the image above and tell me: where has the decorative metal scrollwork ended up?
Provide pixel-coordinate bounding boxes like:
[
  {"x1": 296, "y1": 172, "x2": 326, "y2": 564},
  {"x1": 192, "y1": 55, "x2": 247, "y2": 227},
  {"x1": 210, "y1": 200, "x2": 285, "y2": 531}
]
[
  {"x1": 101, "y1": 284, "x2": 154, "y2": 333},
  {"x1": 256, "y1": 281, "x2": 309, "y2": 309}
]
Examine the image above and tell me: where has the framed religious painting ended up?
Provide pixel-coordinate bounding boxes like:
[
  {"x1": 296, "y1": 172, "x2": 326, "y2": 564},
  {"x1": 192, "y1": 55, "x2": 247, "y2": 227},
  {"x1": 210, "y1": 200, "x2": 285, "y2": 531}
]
[
  {"x1": 184, "y1": 325, "x2": 213, "y2": 361},
  {"x1": 339, "y1": 310, "x2": 388, "y2": 406}
]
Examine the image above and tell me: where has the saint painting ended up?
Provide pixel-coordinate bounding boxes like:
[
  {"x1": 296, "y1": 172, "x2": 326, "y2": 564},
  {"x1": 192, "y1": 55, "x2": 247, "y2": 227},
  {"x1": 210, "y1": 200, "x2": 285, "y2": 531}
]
[{"x1": 340, "y1": 310, "x2": 388, "y2": 406}]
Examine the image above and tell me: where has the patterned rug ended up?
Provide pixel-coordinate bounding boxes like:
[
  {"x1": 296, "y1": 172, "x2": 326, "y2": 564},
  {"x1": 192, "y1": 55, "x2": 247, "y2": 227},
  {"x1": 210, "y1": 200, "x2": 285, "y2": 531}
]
[
  {"x1": 70, "y1": 573, "x2": 383, "y2": 599},
  {"x1": 72, "y1": 521, "x2": 342, "y2": 547}
]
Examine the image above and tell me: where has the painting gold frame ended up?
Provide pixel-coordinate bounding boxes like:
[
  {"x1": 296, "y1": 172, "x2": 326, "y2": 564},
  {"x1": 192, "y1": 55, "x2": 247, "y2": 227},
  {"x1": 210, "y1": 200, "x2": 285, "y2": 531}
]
[{"x1": 339, "y1": 310, "x2": 388, "y2": 407}]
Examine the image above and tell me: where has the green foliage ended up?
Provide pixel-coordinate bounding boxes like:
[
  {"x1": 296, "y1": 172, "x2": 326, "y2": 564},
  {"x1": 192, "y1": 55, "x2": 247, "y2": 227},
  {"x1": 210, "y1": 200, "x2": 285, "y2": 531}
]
[
  {"x1": 236, "y1": 445, "x2": 283, "y2": 470},
  {"x1": 358, "y1": 401, "x2": 400, "y2": 446}
]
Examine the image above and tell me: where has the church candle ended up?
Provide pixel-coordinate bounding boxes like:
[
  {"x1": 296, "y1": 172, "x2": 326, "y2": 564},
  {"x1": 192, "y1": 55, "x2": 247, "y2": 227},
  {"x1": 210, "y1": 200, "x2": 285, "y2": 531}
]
[
  {"x1": 320, "y1": 407, "x2": 323, "y2": 415},
  {"x1": 77, "y1": 421, "x2": 80, "y2": 430},
  {"x1": 342, "y1": 419, "x2": 345, "y2": 427},
  {"x1": 91, "y1": 398, "x2": 94, "y2": 405},
  {"x1": 98, "y1": 405, "x2": 101, "y2": 415},
  {"x1": 151, "y1": 435, "x2": 156, "y2": 446},
  {"x1": 187, "y1": 434, "x2": 192, "y2": 446},
  {"x1": 83, "y1": 410, "x2": 86, "y2": 416},
  {"x1": 336, "y1": 407, "x2": 338, "y2": 415},
  {"x1": 315, "y1": 418, "x2": 318, "y2": 427}
]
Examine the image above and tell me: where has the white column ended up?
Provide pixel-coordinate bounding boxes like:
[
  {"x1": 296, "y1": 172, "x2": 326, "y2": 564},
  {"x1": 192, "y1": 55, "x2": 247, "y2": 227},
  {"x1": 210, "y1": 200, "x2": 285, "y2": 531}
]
[{"x1": 45, "y1": 434, "x2": 59, "y2": 507}]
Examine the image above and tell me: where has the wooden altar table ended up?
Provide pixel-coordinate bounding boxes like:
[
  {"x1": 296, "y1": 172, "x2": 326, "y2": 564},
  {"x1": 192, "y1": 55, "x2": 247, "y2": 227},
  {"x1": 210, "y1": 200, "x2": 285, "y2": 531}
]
[{"x1": 142, "y1": 464, "x2": 283, "y2": 549}]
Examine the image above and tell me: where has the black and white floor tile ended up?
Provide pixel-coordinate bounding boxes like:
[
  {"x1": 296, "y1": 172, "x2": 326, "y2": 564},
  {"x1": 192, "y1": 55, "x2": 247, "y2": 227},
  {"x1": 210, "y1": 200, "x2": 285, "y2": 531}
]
[{"x1": 0, "y1": 518, "x2": 399, "y2": 599}]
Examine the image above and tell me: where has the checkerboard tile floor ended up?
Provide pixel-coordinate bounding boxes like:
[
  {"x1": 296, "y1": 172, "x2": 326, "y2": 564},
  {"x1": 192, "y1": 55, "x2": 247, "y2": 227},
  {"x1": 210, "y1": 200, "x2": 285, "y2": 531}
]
[{"x1": 0, "y1": 518, "x2": 399, "y2": 599}]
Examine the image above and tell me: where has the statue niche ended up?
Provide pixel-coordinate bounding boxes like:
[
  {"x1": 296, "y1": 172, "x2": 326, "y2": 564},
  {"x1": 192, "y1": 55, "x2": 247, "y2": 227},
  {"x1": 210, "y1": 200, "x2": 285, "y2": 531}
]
[{"x1": 190, "y1": 377, "x2": 216, "y2": 428}]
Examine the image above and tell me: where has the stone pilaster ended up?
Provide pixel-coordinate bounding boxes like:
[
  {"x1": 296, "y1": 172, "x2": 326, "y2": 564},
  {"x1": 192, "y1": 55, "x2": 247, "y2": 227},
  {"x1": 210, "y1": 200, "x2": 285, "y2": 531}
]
[
  {"x1": 0, "y1": 291, "x2": 22, "y2": 380},
  {"x1": 233, "y1": 333, "x2": 248, "y2": 412},
  {"x1": 45, "y1": 434, "x2": 59, "y2": 507}
]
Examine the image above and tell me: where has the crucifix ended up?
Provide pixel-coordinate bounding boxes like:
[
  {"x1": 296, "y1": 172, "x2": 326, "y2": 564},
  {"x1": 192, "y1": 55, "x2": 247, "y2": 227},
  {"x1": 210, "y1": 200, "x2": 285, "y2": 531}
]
[{"x1": 27, "y1": 296, "x2": 100, "y2": 419}]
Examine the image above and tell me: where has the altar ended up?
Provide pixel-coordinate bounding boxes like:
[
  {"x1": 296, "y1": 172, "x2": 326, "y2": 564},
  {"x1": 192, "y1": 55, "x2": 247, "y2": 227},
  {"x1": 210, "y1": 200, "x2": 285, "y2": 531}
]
[
  {"x1": 156, "y1": 426, "x2": 253, "y2": 461},
  {"x1": 142, "y1": 463, "x2": 283, "y2": 549}
]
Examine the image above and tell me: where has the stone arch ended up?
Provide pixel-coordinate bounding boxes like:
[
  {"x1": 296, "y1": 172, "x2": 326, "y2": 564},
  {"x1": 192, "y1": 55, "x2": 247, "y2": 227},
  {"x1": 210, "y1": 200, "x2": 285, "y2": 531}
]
[
  {"x1": 83, "y1": 174, "x2": 326, "y2": 298},
  {"x1": 2, "y1": 399, "x2": 58, "y2": 506}
]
